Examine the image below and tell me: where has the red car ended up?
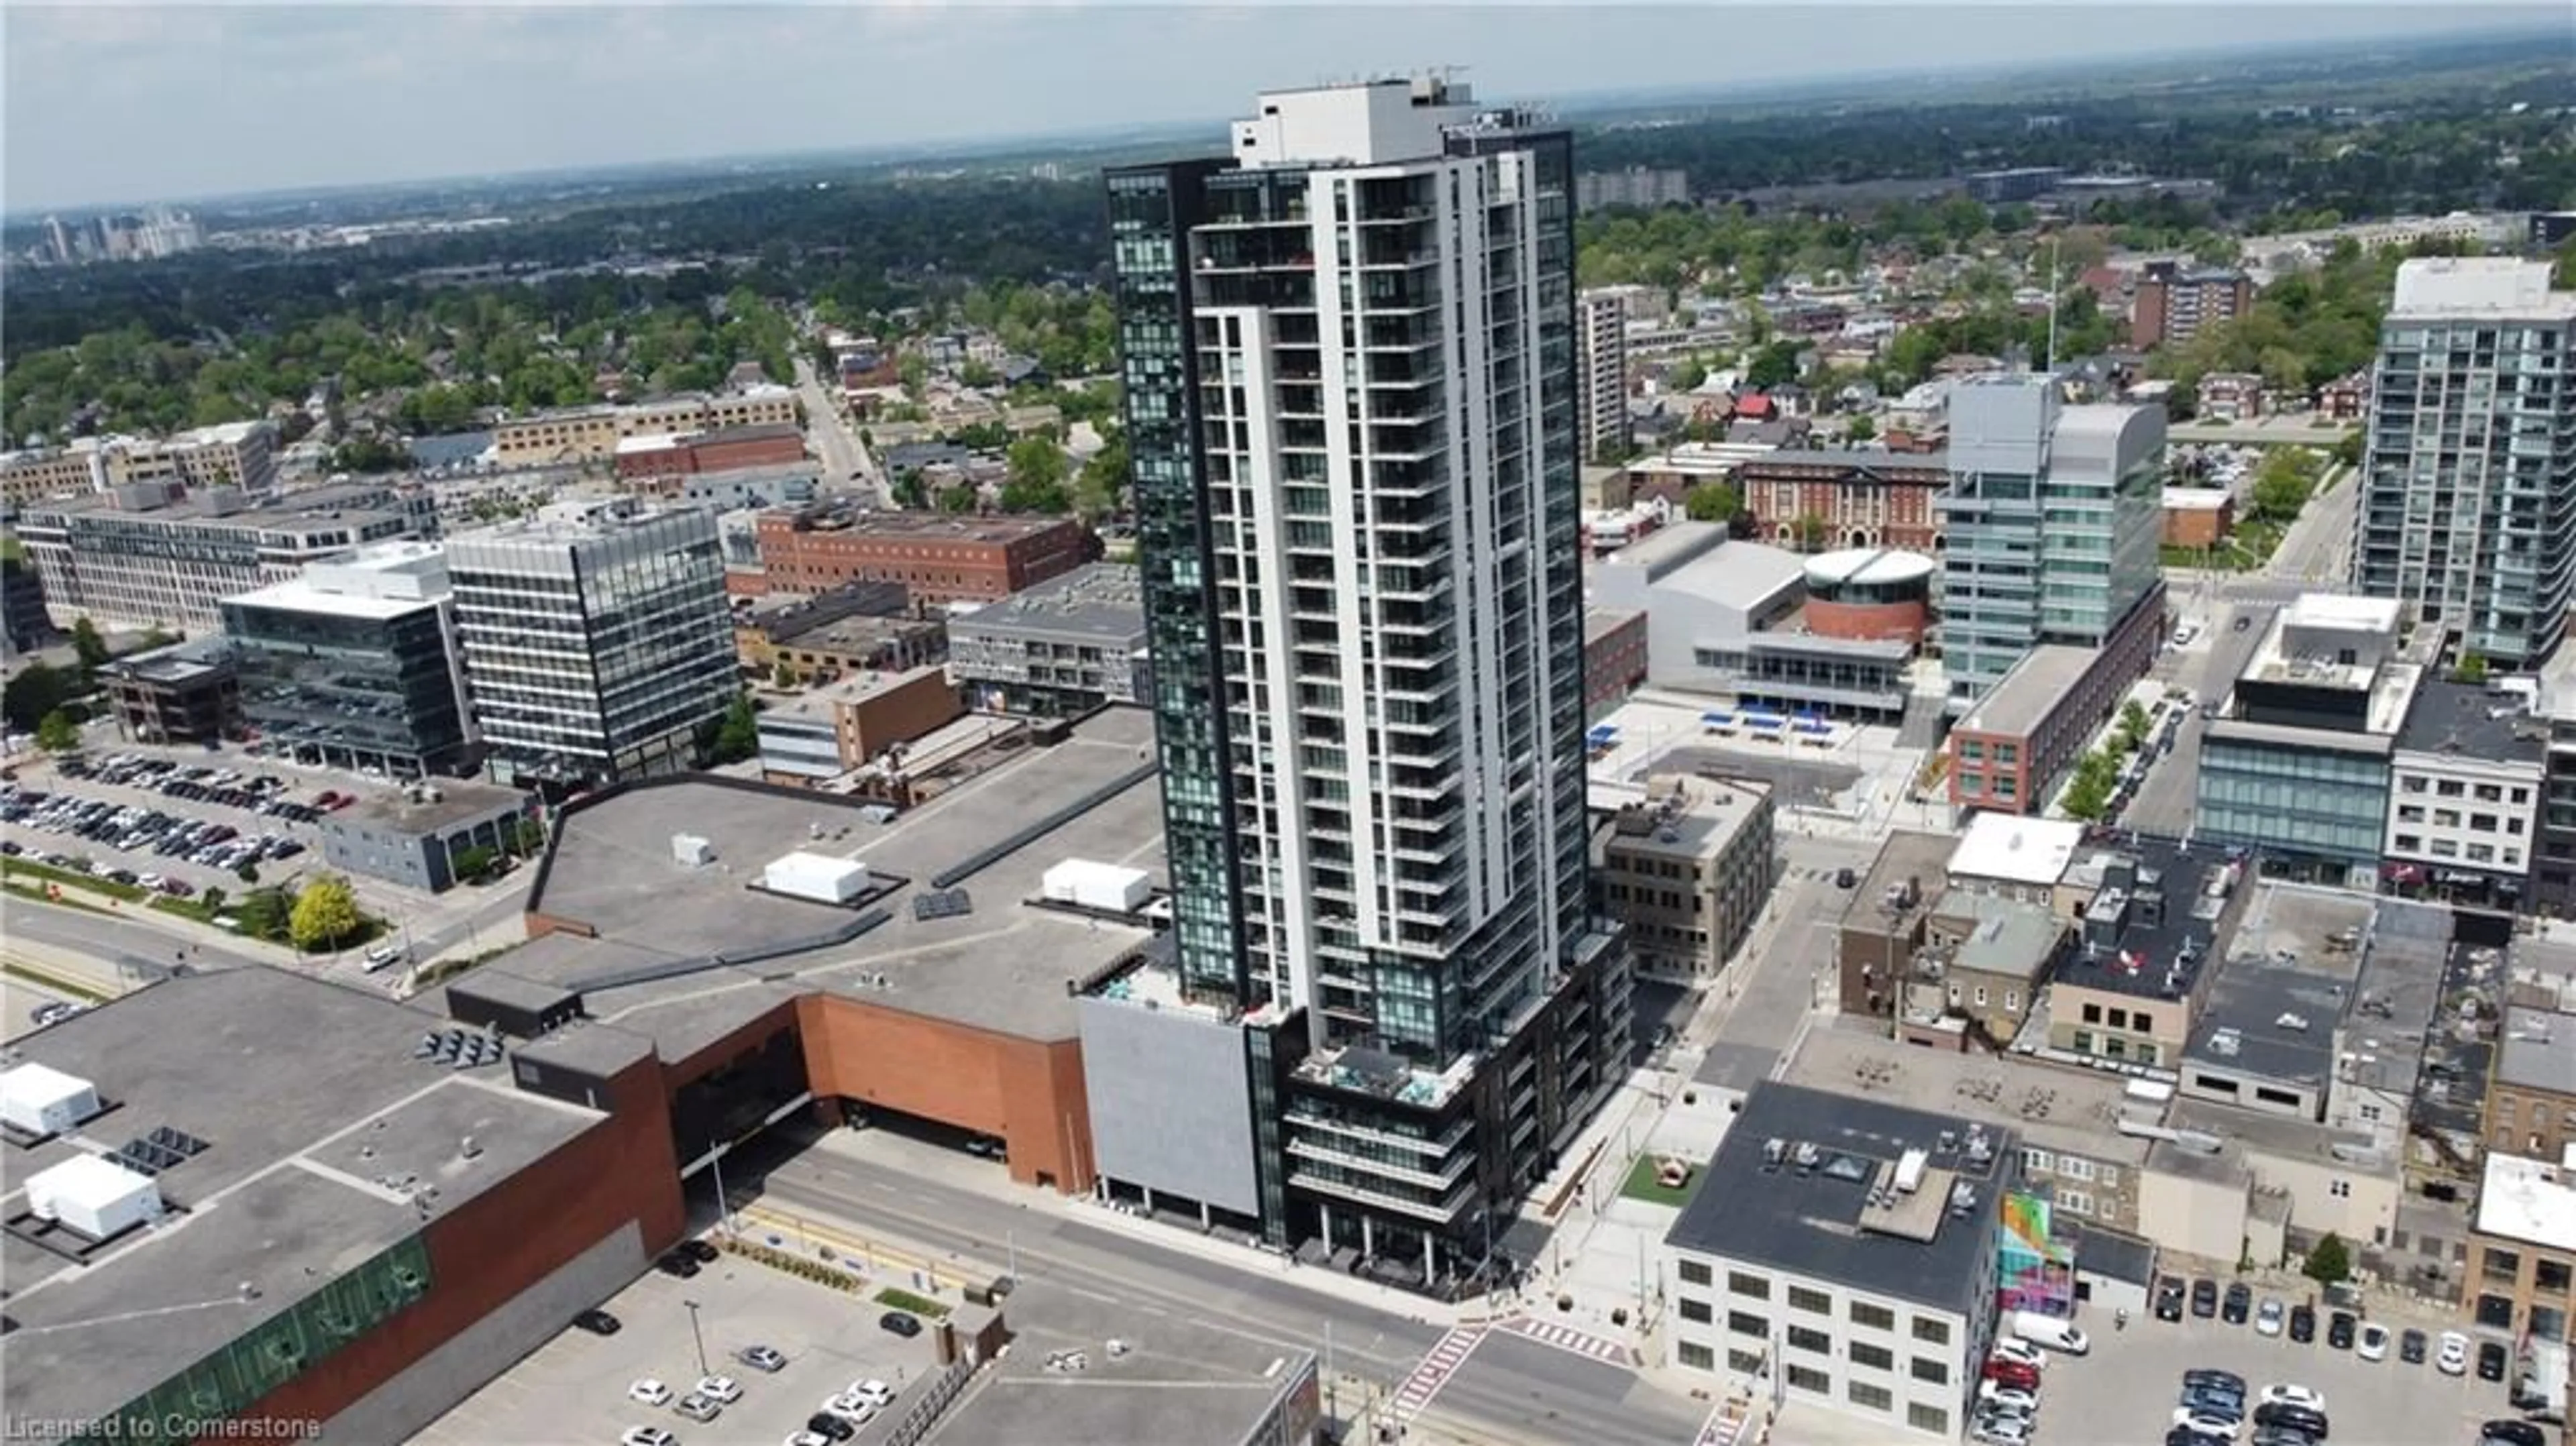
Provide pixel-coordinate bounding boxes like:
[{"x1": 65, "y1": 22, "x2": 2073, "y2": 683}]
[{"x1": 1982, "y1": 1357, "x2": 2039, "y2": 1391}]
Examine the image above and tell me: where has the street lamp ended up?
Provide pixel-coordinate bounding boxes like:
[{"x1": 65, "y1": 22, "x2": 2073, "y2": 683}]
[{"x1": 682, "y1": 1298, "x2": 708, "y2": 1378}]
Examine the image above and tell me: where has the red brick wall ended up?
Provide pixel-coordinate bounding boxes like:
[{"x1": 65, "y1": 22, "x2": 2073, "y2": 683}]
[
  {"x1": 755, "y1": 518, "x2": 1094, "y2": 605},
  {"x1": 2163, "y1": 500, "x2": 2231, "y2": 549},
  {"x1": 1736, "y1": 462, "x2": 1945, "y2": 552},
  {"x1": 1807, "y1": 597, "x2": 1929, "y2": 644},
  {"x1": 797, "y1": 995, "x2": 1094, "y2": 1193},
  {"x1": 689, "y1": 431, "x2": 808, "y2": 474},
  {"x1": 839, "y1": 671, "x2": 965, "y2": 764}
]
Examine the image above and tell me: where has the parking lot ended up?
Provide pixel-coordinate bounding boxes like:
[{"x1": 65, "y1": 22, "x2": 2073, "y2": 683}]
[
  {"x1": 3, "y1": 753, "x2": 335, "y2": 902},
  {"x1": 2041, "y1": 1302, "x2": 2518, "y2": 1445},
  {"x1": 413, "y1": 1244, "x2": 942, "y2": 1446}
]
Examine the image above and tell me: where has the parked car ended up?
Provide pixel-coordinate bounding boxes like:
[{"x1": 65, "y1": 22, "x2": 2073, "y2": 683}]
[
  {"x1": 654, "y1": 1251, "x2": 700, "y2": 1279},
  {"x1": 2438, "y1": 1331, "x2": 2472, "y2": 1376},
  {"x1": 2480, "y1": 1422, "x2": 2548, "y2": 1446},
  {"x1": 1988, "y1": 1337, "x2": 2048, "y2": 1372},
  {"x1": 681, "y1": 1238, "x2": 720, "y2": 1264},
  {"x1": 673, "y1": 1394, "x2": 722, "y2": 1423},
  {"x1": 620, "y1": 1429, "x2": 676, "y2": 1446},
  {"x1": 2174, "y1": 1410, "x2": 2243, "y2": 1439},
  {"x1": 2184, "y1": 1370, "x2": 2247, "y2": 1396},
  {"x1": 2356, "y1": 1323, "x2": 2390, "y2": 1361},
  {"x1": 2191, "y1": 1278, "x2": 2220, "y2": 1317},
  {"x1": 803, "y1": 1412, "x2": 855, "y2": 1441},
  {"x1": 1984, "y1": 1359, "x2": 2041, "y2": 1393},
  {"x1": 2479, "y1": 1341, "x2": 2510, "y2": 1382},
  {"x1": 2255, "y1": 1298, "x2": 2286, "y2": 1337},
  {"x1": 628, "y1": 1379, "x2": 672, "y2": 1407},
  {"x1": 880, "y1": 1311, "x2": 922, "y2": 1339},
  {"x1": 738, "y1": 1344, "x2": 788, "y2": 1373},
  {"x1": 2005, "y1": 1312, "x2": 2090, "y2": 1355},
  {"x1": 2155, "y1": 1276, "x2": 2188, "y2": 1321},
  {"x1": 2222, "y1": 1282, "x2": 2252, "y2": 1325},
  {"x1": 2290, "y1": 1306, "x2": 2318, "y2": 1344},
  {"x1": 849, "y1": 1381, "x2": 894, "y2": 1408},
  {"x1": 573, "y1": 1309, "x2": 621, "y2": 1336},
  {"x1": 2400, "y1": 1328, "x2": 2428, "y2": 1364},
  {"x1": 2259, "y1": 1385, "x2": 2325, "y2": 1412},
  {"x1": 694, "y1": 1375, "x2": 743, "y2": 1404},
  {"x1": 2252, "y1": 1402, "x2": 2331, "y2": 1440}
]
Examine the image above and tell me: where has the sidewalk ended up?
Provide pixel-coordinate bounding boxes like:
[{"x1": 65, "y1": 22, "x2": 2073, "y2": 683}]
[{"x1": 0, "y1": 936, "x2": 129, "y2": 999}]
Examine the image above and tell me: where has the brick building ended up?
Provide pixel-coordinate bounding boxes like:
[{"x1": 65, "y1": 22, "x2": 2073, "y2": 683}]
[
  {"x1": 755, "y1": 506, "x2": 1097, "y2": 606},
  {"x1": 1584, "y1": 607, "x2": 1648, "y2": 722},
  {"x1": 755, "y1": 665, "x2": 964, "y2": 784},
  {"x1": 1733, "y1": 449, "x2": 1950, "y2": 553},
  {"x1": 2163, "y1": 489, "x2": 2234, "y2": 549},
  {"x1": 1947, "y1": 643, "x2": 2129, "y2": 816},
  {"x1": 614, "y1": 422, "x2": 808, "y2": 480},
  {"x1": 2131, "y1": 263, "x2": 2253, "y2": 350}
]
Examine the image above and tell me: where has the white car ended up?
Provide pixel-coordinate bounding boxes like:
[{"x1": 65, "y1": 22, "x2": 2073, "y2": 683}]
[
  {"x1": 694, "y1": 1375, "x2": 743, "y2": 1404},
  {"x1": 2173, "y1": 1408, "x2": 2243, "y2": 1439},
  {"x1": 783, "y1": 1434, "x2": 832, "y2": 1446},
  {"x1": 2356, "y1": 1323, "x2": 2390, "y2": 1361},
  {"x1": 850, "y1": 1379, "x2": 895, "y2": 1407},
  {"x1": 1973, "y1": 1419, "x2": 2033, "y2": 1446},
  {"x1": 2254, "y1": 1298, "x2": 2285, "y2": 1337},
  {"x1": 1976, "y1": 1380, "x2": 2038, "y2": 1412},
  {"x1": 822, "y1": 1394, "x2": 875, "y2": 1426},
  {"x1": 621, "y1": 1429, "x2": 676, "y2": 1446},
  {"x1": 2437, "y1": 1331, "x2": 2471, "y2": 1376},
  {"x1": 1988, "y1": 1337, "x2": 2047, "y2": 1372},
  {"x1": 627, "y1": 1379, "x2": 673, "y2": 1407},
  {"x1": 2259, "y1": 1384, "x2": 2325, "y2": 1412}
]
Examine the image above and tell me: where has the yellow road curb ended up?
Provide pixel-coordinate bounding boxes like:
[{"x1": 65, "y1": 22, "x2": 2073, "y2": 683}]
[{"x1": 1, "y1": 958, "x2": 119, "y2": 1004}]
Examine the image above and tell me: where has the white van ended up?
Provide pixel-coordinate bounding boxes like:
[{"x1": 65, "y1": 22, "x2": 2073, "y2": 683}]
[
  {"x1": 364, "y1": 943, "x2": 409, "y2": 973},
  {"x1": 2004, "y1": 1311, "x2": 2091, "y2": 1355}
]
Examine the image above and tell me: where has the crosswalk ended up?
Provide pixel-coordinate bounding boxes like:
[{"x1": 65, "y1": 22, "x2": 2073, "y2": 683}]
[
  {"x1": 1493, "y1": 1313, "x2": 1639, "y2": 1367},
  {"x1": 1388, "y1": 1323, "x2": 1487, "y2": 1423}
]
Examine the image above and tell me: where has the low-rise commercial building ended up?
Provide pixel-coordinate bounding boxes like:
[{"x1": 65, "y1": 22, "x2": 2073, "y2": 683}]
[
  {"x1": 1595, "y1": 775, "x2": 1776, "y2": 980},
  {"x1": 1, "y1": 421, "x2": 280, "y2": 508},
  {"x1": 614, "y1": 421, "x2": 808, "y2": 480},
  {"x1": 220, "y1": 542, "x2": 476, "y2": 778},
  {"x1": 1947, "y1": 644, "x2": 2126, "y2": 816},
  {"x1": 491, "y1": 389, "x2": 802, "y2": 467},
  {"x1": 624, "y1": 460, "x2": 819, "y2": 512},
  {"x1": 2161, "y1": 489, "x2": 2233, "y2": 550},
  {"x1": 2039, "y1": 840, "x2": 2245, "y2": 1070},
  {"x1": 2489, "y1": 996, "x2": 2576, "y2": 1164},
  {"x1": 1835, "y1": 830, "x2": 1954, "y2": 1024},
  {"x1": 1584, "y1": 607, "x2": 1648, "y2": 722},
  {"x1": 755, "y1": 665, "x2": 963, "y2": 785},
  {"x1": 2469, "y1": 1153, "x2": 2576, "y2": 1345},
  {"x1": 755, "y1": 505, "x2": 1097, "y2": 606},
  {"x1": 949, "y1": 562, "x2": 1148, "y2": 717},
  {"x1": 2197, "y1": 594, "x2": 2424, "y2": 887},
  {"x1": 19, "y1": 479, "x2": 438, "y2": 632},
  {"x1": 318, "y1": 779, "x2": 537, "y2": 893},
  {"x1": 1904, "y1": 891, "x2": 2065, "y2": 1050},
  {"x1": 1662, "y1": 1082, "x2": 2013, "y2": 1443},
  {"x1": 2383, "y1": 677, "x2": 2546, "y2": 909},
  {"x1": 102, "y1": 636, "x2": 241, "y2": 746}
]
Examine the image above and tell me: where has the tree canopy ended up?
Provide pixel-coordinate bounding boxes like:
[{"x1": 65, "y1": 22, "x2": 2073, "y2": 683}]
[{"x1": 288, "y1": 875, "x2": 366, "y2": 952}]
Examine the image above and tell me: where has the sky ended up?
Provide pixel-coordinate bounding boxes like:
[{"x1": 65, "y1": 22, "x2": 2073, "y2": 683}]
[{"x1": 3, "y1": 1, "x2": 2563, "y2": 213}]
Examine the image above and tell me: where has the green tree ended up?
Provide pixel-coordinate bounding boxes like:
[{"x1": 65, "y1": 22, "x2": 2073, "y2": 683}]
[
  {"x1": 34, "y1": 710, "x2": 80, "y2": 753},
  {"x1": 1684, "y1": 484, "x2": 1742, "y2": 524},
  {"x1": 2, "y1": 661, "x2": 74, "y2": 733},
  {"x1": 2118, "y1": 700, "x2": 2152, "y2": 753},
  {"x1": 1744, "y1": 341, "x2": 1802, "y2": 390},
  {"x1": 236, "y1": 885, "x2": 288, "y2": 941},
  {"x1": 199, "y1": 885, "x2": 226, "y2": 917},
  {"x1": 289, "y1": 875, "x2": 364, "y2": 952},
  {"x1": 1002, "y1": 436, "x2": 1069, "y2": 512},
  {"x1": 938, "y1": 484, "x2": 979, "y2": 514},
  {"x1": 772, "y1": 659, "x2": 800, "y2": 689},
  {"x1": 2553, "y1": 236, "x2": 2576, "y2": 291},
  {"x1": 510, "y1": 817, "x2": 547, "y2": 857},
  {"x1": 451, "y1": 844, "x2": 498, "y2": 883},
  {"x1": 1845, "y1": 413, "x2": 1878, "y2": 443},
  {"x1": 70, "y1": 617, "x2": 109, "y2": 674},
  {"x1": 2249, "y1": 453, "x2": 2315, "y2": 525},
  {"x1": 2302, "y1": 1233, "x2": 2353, "y2": 1288},
  {"x1": 2061, "y1": 748, "x2": 2121, "y2": 822},
  {"x1": 1073, "y1": 431, "x2": 1128, "y2": 521},
  {"x1": 891, "y1": 467, "x2": 929, "y2": 509},
  {"x1": 1793, "y1": 514, "x2": 1829, "y2": 551},
  {"x1": 1670, "y1": 356, "x2": 1710, "y2": 393},
  {"x1": 2455, "y1": 653, "x2": 2491, "y2": 686},
  {"x1": 709, "y1": 692, "x2": 760, "y2": 765},
  {"x1": 235, "y1": 862, "x2": 262, "y2": 886}
]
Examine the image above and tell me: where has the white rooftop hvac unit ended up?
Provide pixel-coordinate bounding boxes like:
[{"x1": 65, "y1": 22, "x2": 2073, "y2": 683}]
[
  {"x1": 672, "y1": 833, "x2": 714, "y2": 867},
  {"x1": 25, "y1": 1154, "x2": 162, "y2": 1239},
  {"x1": 1042, "y1": 859, "x2": 1150, "y2": 914},
  {"x1": 0, "y1": 1062, "x2": 103, "y2": 1137},
  {"x1": 763, "y1": 850, "x2": 870, "y2": 904}
]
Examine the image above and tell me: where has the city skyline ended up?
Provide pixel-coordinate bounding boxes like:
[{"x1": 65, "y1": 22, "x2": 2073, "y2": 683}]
[{"x1": 4, "y1": 1, "x2": 2561, "y2": 213}]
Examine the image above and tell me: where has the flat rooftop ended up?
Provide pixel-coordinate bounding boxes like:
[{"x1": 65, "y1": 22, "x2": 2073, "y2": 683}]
[
  {"x1": 1782, "y1": 1023, "x2": 2151, "y2": 1165},
  {"x1": 494, "y1": 706, "x2": 1167, "y2": 1058},
  {"x1": 1933, "y1": 891, "x2": 2064, "y2": 983},
  {"x1": 2498, "y1": 1006, "x2": 2576, "y2": 1097},
  {"x1": 340, "y1": 778, "x2": 530, "y2": 836},
  {"x1": 951, "y1": 562, "x2": 1145, "y2": 644},
  {"x1": 923, "y1": 1278, "x2": 1316, "y2": 1446},
  {"x1": 1840, "y1": 830, "x2": 1955, "y2": 937},
  {"x1": 1664, "y1": 1081, "x2": 2010, "y2": 1314},
  {"x1": 1601, "y1": 775, "x2": 1770, "y2": 863},
  {"x1": 2395, "y1": 677, "x2": 2547, "y2": 765},
  {"x1": 2050, "y1": 838, "x2": 2243, "y2": 1001},
  {"x1": 769, "y1": 663, "x2": 951, "y2": 720},
  {"x1": 1957, "y1": 644, "x2": 2098, "y2": 738},
  {"x1": 772, "y1": 506, "x2": 1076, "y2": 543},
  {"x1": 1947, "y1": 812, "x2": 2086, "y2": 889},
  {"x1": 0, "y1": 968, "x2": 603, "y2": 1429},
  {"x1": 25, "y1": 479, "x2": 413, "y2": 527},
  {"x1": 1585, "y1": 606, "x2": 1642, "y2": 645},
  {"x1": 2186, "y1": 956, "x2": 2353, "y2": 1089},
  {"x1": 2165, "y1": 1095, "x2": 2390, "y2": 1177},
  {"x1": 2477, "y1": 1154, "x2": 2576, "y2": 1251}
]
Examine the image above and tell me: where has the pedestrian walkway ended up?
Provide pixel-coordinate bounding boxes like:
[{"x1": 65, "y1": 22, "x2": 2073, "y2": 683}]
[
  {"x1": 1495, "y1": 1313, "x2": 1639, "y2": 1367},
  {"x1": 1388, "y1": 1323, "x2": 1487, "y2": 1424}
]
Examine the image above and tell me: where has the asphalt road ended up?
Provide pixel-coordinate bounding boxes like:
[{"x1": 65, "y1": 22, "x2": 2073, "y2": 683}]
[
  {"x1": 748, "y1": 1148, "x2": 1695, "y2": 1445},
  {"x1": 3, "y1": 896, "x2": 267, "y2": 978},
  {"x1": 2126, "y1": 600, "x2": 2278, "y2": 838},
  {"x1": 1, "y1": 972, "x2": 86, "y2": 1038},
  {"x1": 794, "y1": 357, "x2": 884, "y2": 505}
]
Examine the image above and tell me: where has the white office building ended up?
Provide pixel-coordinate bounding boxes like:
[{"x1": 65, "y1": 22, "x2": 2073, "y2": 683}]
[
  {"x1": 444, "y1": 499, "x2": 735, "y2": 789},
  {"x1": 1579, "y1": 287, "x2": 1633, "y2": 463}
]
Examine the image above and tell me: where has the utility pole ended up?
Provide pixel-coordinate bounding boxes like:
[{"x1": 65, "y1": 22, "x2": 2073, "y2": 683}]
[
  {"x1": 683, "y1": 1298, "x2": 708, "y2": 1378},
  {"x1": 1325, "y1": 1320, "x2": 1338, "y2": 1431}
]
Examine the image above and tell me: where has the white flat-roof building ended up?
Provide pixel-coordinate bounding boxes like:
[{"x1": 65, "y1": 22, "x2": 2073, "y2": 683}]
[{"x1": 1945, "y1": 814, "x2": 2085, "y2": 902}]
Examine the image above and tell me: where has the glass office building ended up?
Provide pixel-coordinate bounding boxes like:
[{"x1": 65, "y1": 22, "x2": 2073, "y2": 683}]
[
  {"x1": 445, "y1": 500, "x2": 735, "y2": 789},
  {"x1": 220, "y1": 543, "x2": 473, "y2": 778}
]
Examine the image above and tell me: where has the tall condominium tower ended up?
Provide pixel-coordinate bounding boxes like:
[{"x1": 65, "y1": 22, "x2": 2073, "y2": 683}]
[
  {"x1": 1095, "y1": 77, "x2": 1630, "y2": 1284},
  {"x1": 1937, "y1": 375, "x2": 2167, "y2": 712},
  {"x1": 446, "y1": 498, "x2": 735, "y2": 789},
  {"x1": 1578, "y1": 287, "x2": 1633, "y2": 463},
  {"x1": 2353, "y1": 257, "x2": 2576, "y2": 668}
]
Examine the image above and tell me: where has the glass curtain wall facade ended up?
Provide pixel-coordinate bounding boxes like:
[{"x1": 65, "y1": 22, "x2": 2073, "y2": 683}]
[
  {"x1": 2196, "y1": 734, "x2": 2392, "y2": 875},
  {"x1": 1110, "y1": 81, "x2": 1607, "y2": 1274},
  {"x1": 2354, "y1": 262, "x2": 2576, "y2": 669},
  {"x1": 447, "y1": 508, "x2": 735, "y2": 787},
  {"x1": 221, "y1": 598, "x2": 469, "y2": 777}
]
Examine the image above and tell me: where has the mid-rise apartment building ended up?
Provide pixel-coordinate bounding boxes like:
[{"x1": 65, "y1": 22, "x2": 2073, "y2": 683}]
[
  {"x1": 445, "y1": 499, "x2": 735, "y2": 789},
  {"x1": 2355, "y1": 258, "x2": 2576, "y2": 668},
  {"x1": 948, "y1": 561, "x2": 1148, "y2": 717},
  {"x1": 1596, "y1": 775, "x2": 1776, "y2": 980},
  {"x1": 219, "y1": 543, "x2": 476, "y2": 779},
  {"x1": 2, "y1": 422, "x2": 280, "y2": 506},
  {"x1": 1948, "y1": 643, "x2": 2126, "y2": 816},
  {"x1": 1574, "y1": 166, "x2": 1689, "y2": 213},
  {"x1": 1086, "y1": 77, "x2": 1631, "y2": 1279},
  {"x1": 2196, "y1": 594, "x2": 2423, "y2": 885},
  {"x1": 2130, "y1": 262, "x2": 2253, "y2": 350},
  {"x1": 18, "y1": 479, "x2": 436, "y2": 632},
  {"x1": 490, "y1": 389, "x2": 802, "y2": 467},
  {"x1": 1578, "y1": 288, "x2": 1631, "y2": 462},
  {"x1": 2383, "y1": 677, "x2": 2546, "y2": 910},
  {"x1": 754, "y1": 506, "x2": 1096, "y2": 605},
  {"x1": 1937, "y1": 377, "x2": 2165, "y2": 714},
  {"x1": 1662, "y1": 1083, "x2": 2012, "y2": 1443}
]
